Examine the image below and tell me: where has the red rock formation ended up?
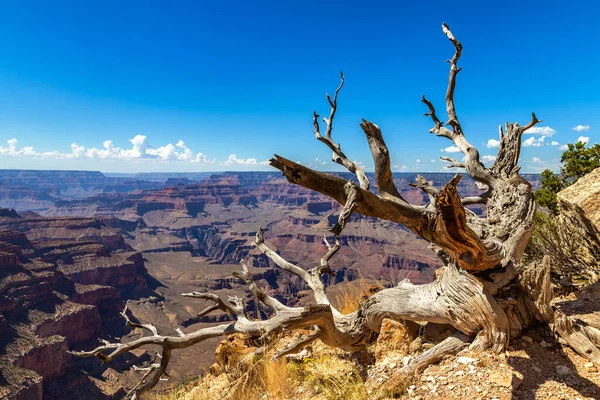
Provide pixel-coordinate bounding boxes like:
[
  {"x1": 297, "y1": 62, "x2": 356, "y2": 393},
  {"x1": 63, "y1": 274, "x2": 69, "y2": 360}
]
[{"x1": 0, "y1": 209, "x2": 151, "y2": 399}]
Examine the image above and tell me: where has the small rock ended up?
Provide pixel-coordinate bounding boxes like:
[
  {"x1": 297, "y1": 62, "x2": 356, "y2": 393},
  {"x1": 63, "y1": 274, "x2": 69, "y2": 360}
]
[
  {"x1": 457, "y1": 356, "x2": 477, "y2": 365},
  {"x1": 540, "y1": 340, "x2": 549, "y2": 347},
  {"x1": 532, "y1": 366, "x2": 542, "y2": 373},
  {"x1": 409, "y1": 337, "x2": 423, "y2": 353},
  {"x1": 488, "y1": 370, "x2": 523, "y2": 391},
  {"x1": 209, "y1": 363, "x2": 222, "y2": 376},
  {"x1": 584, "y1": 362, "x2": 598, "y2": 372},
  {"x1": 556, "y1": 365, "x2": 571, "y2": 375},
  {"x1": 403, "y1": 356, "x2": 412, "y2": 367},
  {"x1": 521, "y1": 335, "x2": 534, "y2": 343}
]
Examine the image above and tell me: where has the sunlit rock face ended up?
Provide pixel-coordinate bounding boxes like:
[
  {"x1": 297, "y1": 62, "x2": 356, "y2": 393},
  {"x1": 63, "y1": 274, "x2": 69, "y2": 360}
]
[
  {"x1": 0, "y1": 210, "x2": 151, "y2": 399},
  {"x1": 558, "y1": 167, "x2": 600, "y2": 230}
]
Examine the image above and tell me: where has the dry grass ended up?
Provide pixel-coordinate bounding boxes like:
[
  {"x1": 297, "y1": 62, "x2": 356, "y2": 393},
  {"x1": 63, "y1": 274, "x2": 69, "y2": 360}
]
[
  {"x1": 332, "y1": 278, "x2": 386, "y2": 314},
  {"x1": 154, "y1": 337, "x2": 372, "y2": 400}
]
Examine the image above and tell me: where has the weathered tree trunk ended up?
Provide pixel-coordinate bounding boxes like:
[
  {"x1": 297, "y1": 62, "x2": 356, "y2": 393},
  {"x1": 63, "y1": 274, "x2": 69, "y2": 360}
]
[{"x1": 70, "y1": 23, "x2": 600, "y2": 399}]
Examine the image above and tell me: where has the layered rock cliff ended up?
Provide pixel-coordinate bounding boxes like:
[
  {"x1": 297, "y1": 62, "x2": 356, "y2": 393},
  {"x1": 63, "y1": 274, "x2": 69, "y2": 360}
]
[{"x1": 0, "y1": 210, "x2": 152, "y2": 399}]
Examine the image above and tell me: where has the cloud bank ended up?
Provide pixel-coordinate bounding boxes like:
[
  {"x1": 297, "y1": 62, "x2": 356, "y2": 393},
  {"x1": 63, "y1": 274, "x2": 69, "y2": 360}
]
[{"x1": 1, "y1": 135, "x2": 216, "y2": 164}]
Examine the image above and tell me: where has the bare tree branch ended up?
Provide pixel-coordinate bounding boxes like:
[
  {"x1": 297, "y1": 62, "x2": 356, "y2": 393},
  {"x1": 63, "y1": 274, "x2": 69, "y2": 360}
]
[
  {"x1": 313, "y1": 72, "x2": 370, "y2": 190},
  {"x1": 330, "y1": 182, "x2": 360, "y2": 235},
  {"x1": 121, "y1": 306, "x2": 159, "y2": 336},
  {"x1": 439, "y1": 156, "x2": 465, "y2": 169},
  {"x1": 270, "y1": 155, "x2": 428, "y2": 229},
  {"x1": 491, "y1": 113, "x2": 542, "y2": 177},
  {"x1": 422, "y1": 96, "x2": 453, "y2": 139},
  {"x1": 442, "y1": 22, "x2": 463, "y2": 135},
  {"x1": 233, "y1": 259, "x2": 293, "y2": 314},
  {"x1": 271, "y1": 156, "x2": 505, "y2": 271},
  {"x1": 421, "y1": 24, "x2": 495, "y2": 188},
  {"x1": 254, "y1": 227, "x2": 336, "y2": 308},
  {"x1": 409, "y1": 175, "x2": 438, "y2": 205},
  {"x1": 182, "y1": 292, "x2": 246, "y2": 319},
  {"x1": 318, "y1": 235, "x2": 340, "y2": 277},
  {"x1": 360, "y1": 119, "x2": 406, "y2": 203}
]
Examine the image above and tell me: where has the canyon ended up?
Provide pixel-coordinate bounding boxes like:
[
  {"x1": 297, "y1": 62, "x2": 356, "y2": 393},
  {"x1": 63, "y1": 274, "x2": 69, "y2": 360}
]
[{"x1": 0, "y1": 170, "x2": 540, "y2": 398}]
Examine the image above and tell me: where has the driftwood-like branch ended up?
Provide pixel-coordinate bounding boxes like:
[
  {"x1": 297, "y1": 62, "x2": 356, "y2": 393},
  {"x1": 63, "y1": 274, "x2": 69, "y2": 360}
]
[
  {"x1": 270, "y1": 155, "x2": 427, "y2": 229},
  {"x1": 491, "y1": 113, "x2": 542, "y2": 178},
  {"x1": 400, "y1": 332, "x2": 470, "y2": 374},
  {"x1": 409, "y1": 175, "x2": 438, "y2": 205},
  {"x1": 233, "y1": 260, "x2": 293, "y2": 314},
  {"x1": 330, "y1": 182, "x2": 360, "y2": 235},
  {"x1": 313, "y1": 72, "x2": 370, "y2": 190},
  {"x1": 422, "y1": 95, "x2": 453, "y2": 139},
  {"x1": 127, "y1": 349, "x2": 172, "y2": 400},
  {"x1": 361, "y1": 119, "x2": 405, "y2": 202},
  {"x1": 254, "y1": 226, "x2": 336, "y2": 308},
  {"x1": 422, "y1": 24, "x2": 494, "y2": 188},
  {"x1": 431, "y1": 174, "x2": 504, "y2": 271},
  {"x1": 182, "y1": 292, "x2": 246, "y2": 319},
  {"x1": 271, "y1": 156, "x2": 505, "y2": 271},
  {"x1": 439, "y1": 156, "x2": 465, "y2": 169},
  {"x1": 121, "y1": 306, "x2": 159, "y2": 336},
  {"x1": 318, "y1": 235, "x2": 340, "y2": 276},
  {"x1": 442, "y1": 22, "x2": 463, "y2": 135},
  {"x1": 521, "y1": 256, "x2": 600, "y2": 363}
]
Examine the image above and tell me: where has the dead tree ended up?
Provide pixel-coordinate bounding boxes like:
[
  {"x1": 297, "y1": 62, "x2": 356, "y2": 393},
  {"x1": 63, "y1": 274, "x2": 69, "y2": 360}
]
[{"x1": 70, "y1": 23, "x2": 600, "y2": 398}]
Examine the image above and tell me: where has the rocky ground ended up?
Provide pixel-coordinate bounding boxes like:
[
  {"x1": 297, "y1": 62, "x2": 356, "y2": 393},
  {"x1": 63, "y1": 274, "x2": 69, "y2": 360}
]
[{"x1": 172, "y1": 316, "x2": 600, "y2": 400}]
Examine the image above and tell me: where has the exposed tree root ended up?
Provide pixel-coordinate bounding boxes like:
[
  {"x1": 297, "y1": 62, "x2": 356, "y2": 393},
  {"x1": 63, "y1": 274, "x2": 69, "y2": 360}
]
[{"x1": 521, "y1": 256, "x2": 600, "y2": 363}]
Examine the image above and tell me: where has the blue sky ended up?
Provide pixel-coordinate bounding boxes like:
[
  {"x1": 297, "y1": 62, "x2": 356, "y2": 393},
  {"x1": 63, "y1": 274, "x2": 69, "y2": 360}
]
[{"x1": 0, "y1": 1, "x2": 598, "y2": 173}]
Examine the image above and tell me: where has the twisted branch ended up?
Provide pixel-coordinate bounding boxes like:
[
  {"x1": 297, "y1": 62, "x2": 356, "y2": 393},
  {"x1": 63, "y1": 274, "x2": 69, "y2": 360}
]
[
  {"x1": 422, "y1": 23, "x2": 494, "y2": 188},
  {"x1": 361, "y1": 119, "x2": 405, "y2": 203},
  {"x1": 313, "y1": 72, "x2": 370, "y2": 190}
]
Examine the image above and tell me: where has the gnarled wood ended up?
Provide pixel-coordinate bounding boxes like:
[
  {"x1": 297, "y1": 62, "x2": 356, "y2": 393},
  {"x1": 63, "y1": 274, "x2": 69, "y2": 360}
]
[
  {"x1": 520, "y1": 256, "x2": 600, "y2": 363},
  {"x1": 70, "y1": 22, "x2": 600, "y2": 399}
]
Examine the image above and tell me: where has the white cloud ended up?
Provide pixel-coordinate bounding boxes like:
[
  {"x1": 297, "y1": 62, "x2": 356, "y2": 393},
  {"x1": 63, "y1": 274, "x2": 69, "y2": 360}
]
[
  {"x1": 577, "y1": 136, "x2": 590, "y2": 144},
  {"x1": 572, "y1": 125, "x2": 590, "y2": 132},
  {"x1": 559, "y1": 144, "x2": 569, "y2": 151},
  {"x1": 443, "y1": 145, "x2": 461, "y2": 153},
  {"x1": 315, "y1": 157, "x2": 327, "y2": 166},
  {"x1": 482, "y1": 155, "x2": 496, "y2": 163},
  {"x1": 0, "y1": 138, "x2": 37, "y2": 157},
  {"x1": 224, "y1": 154, "x2": 258, "y2": 165},
  {"x1": 486, "y1": 139, "x2": 500, "y2": 148},
  {"x1": 524, "y1": 126, "x2": 555, "y2": 136},
  {"x1": 532, "y1": 157, "x2": 542, "y2": 163},
  {"x1": 523, "y1": 136, "x2": 543, "y2": 147},
  {"x1": 431, "y1": 159, "x2": 436, "y2": 163},
  {"x1": 416, "y1": 159, "x2": 421, "y2": 163},
  {"x1": 551, "y1": 141, "x2": 560, "y2": 146},
  {"x1": 193, "y1": 153, "x2": 212, "y2": 164},
  {"x1": 0, "y1": 136, "x2": 214, "y2": 164}
]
